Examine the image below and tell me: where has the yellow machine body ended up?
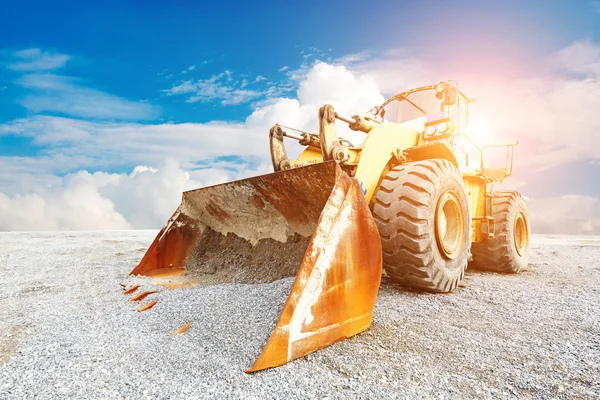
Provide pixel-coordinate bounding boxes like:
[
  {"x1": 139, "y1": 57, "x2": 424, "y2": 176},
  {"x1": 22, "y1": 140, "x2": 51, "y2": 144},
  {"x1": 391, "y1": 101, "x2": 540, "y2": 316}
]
[
  {"x1": 129, "y1": 81, "x2": 525, "y2": 373},
  {"x1": 286, "y1": 107, "x2": 492, "y2": 245}
]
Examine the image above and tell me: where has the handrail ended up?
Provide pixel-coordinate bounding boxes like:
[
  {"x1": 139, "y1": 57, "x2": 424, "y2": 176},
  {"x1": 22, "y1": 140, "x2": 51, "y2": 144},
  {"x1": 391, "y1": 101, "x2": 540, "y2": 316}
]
[
  {"x1": 480, "y1": 141, "x2": 518, "y2": 179},
  {"x1": 451, "y1": 134, "x2": 518, "y2": 181}
]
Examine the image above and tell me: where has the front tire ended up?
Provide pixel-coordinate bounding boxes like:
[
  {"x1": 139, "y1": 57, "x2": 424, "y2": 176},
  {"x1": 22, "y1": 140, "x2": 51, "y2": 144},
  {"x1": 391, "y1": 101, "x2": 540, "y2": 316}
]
[
  {"x1": 372, "y1": 159, "x2": 471, "y2": 293},
  {"x1": 470, "y1": 191, "x2": 530, "y2": 273}
]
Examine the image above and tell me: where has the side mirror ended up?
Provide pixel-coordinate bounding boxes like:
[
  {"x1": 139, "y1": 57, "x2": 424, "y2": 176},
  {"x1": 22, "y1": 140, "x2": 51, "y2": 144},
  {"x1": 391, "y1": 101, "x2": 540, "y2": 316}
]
[{"x1": 444, "y1": 86, "x2": 457, "y2": 106}]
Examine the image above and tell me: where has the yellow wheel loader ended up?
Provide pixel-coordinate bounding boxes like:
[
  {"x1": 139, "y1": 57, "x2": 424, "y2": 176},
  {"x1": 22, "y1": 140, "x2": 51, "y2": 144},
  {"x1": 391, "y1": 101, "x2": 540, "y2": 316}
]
[{"x1": 129, "y1": 81, "x2": 530, "y2": 372}]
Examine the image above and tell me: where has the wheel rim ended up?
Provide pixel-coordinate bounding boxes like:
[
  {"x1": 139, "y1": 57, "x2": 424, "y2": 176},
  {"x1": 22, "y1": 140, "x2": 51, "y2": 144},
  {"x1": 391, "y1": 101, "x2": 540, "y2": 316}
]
[
  {"x1": 514, "y1": 212, "x2": 528, "y2": 256},
  {"x1": 435, "y1": 191, "x2": 464, "y2": 259}
]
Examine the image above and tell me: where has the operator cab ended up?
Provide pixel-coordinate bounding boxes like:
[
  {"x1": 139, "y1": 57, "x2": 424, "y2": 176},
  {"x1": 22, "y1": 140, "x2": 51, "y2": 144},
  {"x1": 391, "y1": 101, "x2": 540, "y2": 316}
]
[
  {"x1": 367, "y1": 82, "x2": 476, "y2": 172},
  {"x1": 369, "y1": 82, "x2": 470, "y2": 137}
]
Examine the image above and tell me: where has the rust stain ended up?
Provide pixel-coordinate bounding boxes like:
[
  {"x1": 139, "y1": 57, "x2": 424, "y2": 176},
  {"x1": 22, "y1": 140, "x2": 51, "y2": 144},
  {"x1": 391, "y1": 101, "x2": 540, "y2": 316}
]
[
  {"x1": 153, "y1": 278, "x2": 199, "y2": 290},
  {"x1": 205, "y1": 200, "x2": 230, "y2": 220},
  {"x1": 245, "y1": 169, "x2": 382, "y2": 372},
  {"x1": 251, "y1": 162, "x2": 337, "y2": 236},
  {"x1": 129, "y1": 161, "x2": 382, "y2": 372},
  {"x1": 130, "y1": 212, "x2": 202, "y2": 277},
  {"x1": 144, "y1": 267, "x2": 187, "y2": 277},
  {"x1": 129, "y1": 290, "x2": 159, "y2": 302},
  {"x1": 138, "y1": 300, "x2": 158, "y2": 312},
  {"x1": 250, "y1": 193, "x2": 265, "y2": 209},
  {"x1": 169, "y1": 322, "x2": 191, "y2": 336},
  {"x1": 130, "y1": 162, "x2": 338, "y2": 279},
  {"x1": 122, "y1": 285, "x2": 140, "y2": 295}
]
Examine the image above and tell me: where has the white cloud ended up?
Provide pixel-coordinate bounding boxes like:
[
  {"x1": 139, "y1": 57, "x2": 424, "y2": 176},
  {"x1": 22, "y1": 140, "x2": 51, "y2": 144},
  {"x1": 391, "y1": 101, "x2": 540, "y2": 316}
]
[
  {"x1": 2, "y1": 63, "x2": 383, "y2": 173},
  {"x1": 0, "y1": 173, "x2": 132, "y2": 231},
  {"x1": 3, "y1": 48, "x2": 157, "y2": 120},
  {"x1": 461, "y1": 75, "x2": 600, "y2": 170},
  {"x1": 335, "y1": 48, "x2": 436, "y2": 97},
  {"x1": 3, "y1": 43, "x2": 600, "y2": 234},
  {"x1": 278, "y1": 66, "x2": 289, "y2": 72},
  {"x1": 550, "y1": 39, "x2": 600, "y2": 77},
  {"x1": 527, "y1": 195, "x2": 600, "y2": 235},
  {"x1": 343, "y1": 42, "x2": 600, "y2": 173},
  {"x1": 98, "y1": 159, "x2": 200, "y2": 229},
  {"x1": 181, "y1": 65, "x2": 196, "y2": 74},
  {"x1": 0, "y1": 159, "x2": 220, "y2": 231},
  {"x1": 7, "y1": 48, "x2": 70, "y2": 71},
  {"x1": 335, "y1": 42, "x2": 600, "y2": 235},
  {"x1": 254, "y1": 75, "x2": 267, "y2": 83},
  {"x1": 297, "y1": 62, "x2": 384, "y2": 111},
  {"x1": 0, "y1": 158, "x2": 277, "y2": 231},
  {"x1": 165, "y1": 72, "x2": 263, "y2": 105},
  {"x1": 0, "y1": 62, "x2": 387, "y2": 230},
  {"x1": 1, "y1": 116, "x2": 267, "y2": 174},
  {"x1": 14, "y1": 73, "x2": 158, "y2": 120},
  {"x1": 336, "y1": 52, "x2": 371, "y2": 64}
]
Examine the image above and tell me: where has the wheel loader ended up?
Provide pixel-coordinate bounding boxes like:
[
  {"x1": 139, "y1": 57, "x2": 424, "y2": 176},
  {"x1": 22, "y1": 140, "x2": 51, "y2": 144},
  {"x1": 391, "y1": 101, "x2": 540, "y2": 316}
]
[{"x1": 128, "y1": 80, "x2": 530, "y2": 372}]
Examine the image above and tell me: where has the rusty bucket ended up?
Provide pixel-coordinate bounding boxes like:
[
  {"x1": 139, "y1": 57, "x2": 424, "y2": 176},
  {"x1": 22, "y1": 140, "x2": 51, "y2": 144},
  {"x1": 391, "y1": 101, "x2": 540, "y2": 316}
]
[{"x1": 131, "y1": 161, "x2": 382, "y2": 371}]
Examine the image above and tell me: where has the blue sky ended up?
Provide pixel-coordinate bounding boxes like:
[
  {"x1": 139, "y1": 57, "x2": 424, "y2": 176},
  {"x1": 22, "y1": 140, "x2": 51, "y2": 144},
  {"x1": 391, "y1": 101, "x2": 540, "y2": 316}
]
[
  {"x1": 1, "y1": 0, "x2": 600, "y2": 232},
  {"x1": 2, "y1": 0, "x2": 598, "y2": 124}
]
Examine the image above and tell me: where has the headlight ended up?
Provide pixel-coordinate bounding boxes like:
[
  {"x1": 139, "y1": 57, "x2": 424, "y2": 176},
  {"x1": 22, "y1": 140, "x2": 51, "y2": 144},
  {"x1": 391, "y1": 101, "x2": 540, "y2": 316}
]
[
  {"x1": 436, "y1": 122, "x2": 449, "y2": 133},
  {"x1": 425, "y1": 125, "x2": 436, "y2": 136},
  {"x1": 436, "y1": 83, "x2": 445, "y2": 93}
]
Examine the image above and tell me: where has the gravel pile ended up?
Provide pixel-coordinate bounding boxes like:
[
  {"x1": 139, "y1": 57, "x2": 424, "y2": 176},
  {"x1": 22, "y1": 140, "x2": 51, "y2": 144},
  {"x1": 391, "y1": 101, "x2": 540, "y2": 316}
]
[{"x1": 0, "y1": 231, "x2": 599, "y2": 399}]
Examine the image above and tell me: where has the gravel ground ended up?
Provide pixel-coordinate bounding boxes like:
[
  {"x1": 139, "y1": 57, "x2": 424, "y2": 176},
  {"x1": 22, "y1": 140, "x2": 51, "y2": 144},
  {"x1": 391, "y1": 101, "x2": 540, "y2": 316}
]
[{"x1": 0, "y1": 231, "x2": 599, "y2": 399}]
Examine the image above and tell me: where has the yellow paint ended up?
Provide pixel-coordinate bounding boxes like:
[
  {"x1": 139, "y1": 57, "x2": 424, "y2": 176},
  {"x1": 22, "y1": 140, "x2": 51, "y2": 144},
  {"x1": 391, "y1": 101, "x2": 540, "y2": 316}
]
[
  {"x1": 354, "y1": 123, "x2": 420, "y2": 203},
  {"x1": 288, "y1": 110, "x2": 491, "y2": 244},
  {"x1": 296, "y1": 147, "x2": 322, "y2": 162},
  {"x1": 463, "y1": 172, "x2": 487, "y2": 243}
]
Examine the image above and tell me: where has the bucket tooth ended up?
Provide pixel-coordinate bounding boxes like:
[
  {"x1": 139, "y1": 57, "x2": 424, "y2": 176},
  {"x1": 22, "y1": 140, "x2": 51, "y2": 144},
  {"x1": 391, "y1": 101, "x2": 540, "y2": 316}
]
[
  {"x1": 123, "y1": 285, "x2": 140, "y2": 295},
  {"x1": 129, "y1": 290, "x2": 159, "y2": 302},
  {"x1": 169, "y1": 322, "x2": 191, "y2": 336},
  {"x1": 137, "y1": 300, "x2": 158, "y2": 312}
]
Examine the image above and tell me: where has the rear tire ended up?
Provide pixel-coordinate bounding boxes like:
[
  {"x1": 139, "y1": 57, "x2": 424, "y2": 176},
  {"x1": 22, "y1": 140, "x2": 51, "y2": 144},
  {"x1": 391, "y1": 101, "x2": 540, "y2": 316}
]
[
  {"x1": 470, "y1": 191, "x2": 530, "y2": 273},
  {"x1": 372, "y1": 159, "x2": 471, "y2": 293}
]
